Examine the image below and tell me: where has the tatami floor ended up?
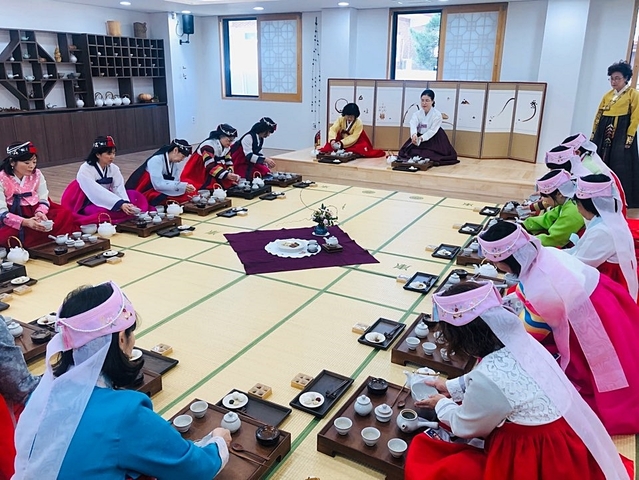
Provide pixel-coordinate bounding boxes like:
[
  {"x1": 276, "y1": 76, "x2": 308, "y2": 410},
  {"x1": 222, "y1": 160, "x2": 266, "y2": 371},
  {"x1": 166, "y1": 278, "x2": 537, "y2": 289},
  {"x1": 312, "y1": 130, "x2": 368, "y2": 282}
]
[{"x1": 16, "y1": 151, "x2": 633, "y2": 479}]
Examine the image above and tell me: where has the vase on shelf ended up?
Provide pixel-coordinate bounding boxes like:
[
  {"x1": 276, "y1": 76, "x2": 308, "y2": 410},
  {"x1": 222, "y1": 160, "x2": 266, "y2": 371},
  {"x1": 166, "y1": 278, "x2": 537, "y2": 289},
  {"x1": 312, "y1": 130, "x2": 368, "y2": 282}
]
[
  {"x1": 54, "y1": 46, "x2": 61, "y2": 63},
  {"x1": 313, "y1": 224, "x2": 328, "y2": 236},
  {"x1": 69, "y1": 53, "x2": 78, "y2": 64}
]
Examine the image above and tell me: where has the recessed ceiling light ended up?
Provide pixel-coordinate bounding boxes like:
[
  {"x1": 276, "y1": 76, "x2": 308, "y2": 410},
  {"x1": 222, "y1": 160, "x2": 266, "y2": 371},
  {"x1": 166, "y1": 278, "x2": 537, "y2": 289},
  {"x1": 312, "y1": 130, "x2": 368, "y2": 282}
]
[
  {"x1": 338, "y1": 2, "x2": 349, "y2": 6},
  {"x1": 181, "y1": 10, "x2": 191, "y2": 13},
  {"x1": 253, "y1": 6, "x2": 264, "y2": 10},
  {"x1": 120, "y1": 1, "x2": 131, "y2": 5}
]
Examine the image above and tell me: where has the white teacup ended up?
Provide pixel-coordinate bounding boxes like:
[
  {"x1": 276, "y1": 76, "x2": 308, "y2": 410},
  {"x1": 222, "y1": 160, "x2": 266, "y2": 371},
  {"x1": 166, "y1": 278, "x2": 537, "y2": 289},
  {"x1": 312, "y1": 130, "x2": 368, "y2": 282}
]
[
  {"x1": 406, "y1": 337, "x2": 420, "y2": 351},
  {"x1": 189, "y1": 400, "x2": 208, "y2": 419},
  {"x1": 72, "y1": 231, "x2": 82, "y2": 240},
  {"x1": 155, "y1": 205, "x2": 165, "y2": 214},
  {"x1": 41, "y1": 220, "x2": 54, "y2": 231},
  {"x1": 361, "y1": 427, "x2": 380, "y2": 447},
  {"x1": 130, "y1": 348, "x2": 143, "y2": 361},
  {"x1": 422, "y1": 342, "x2": 437, "y2": 356},
  {"x1": 172, "y1": 414, "x2": 193, "y2": 433},
  {"x1": 333, "y1": 417, "x2": 352, "y2": 435},
  {"x1": 88, "y1": 235, "x2": 98, "y2": 243},
  {"x1": 388, "y1": 438, "x2": 408, "y2": 458}
]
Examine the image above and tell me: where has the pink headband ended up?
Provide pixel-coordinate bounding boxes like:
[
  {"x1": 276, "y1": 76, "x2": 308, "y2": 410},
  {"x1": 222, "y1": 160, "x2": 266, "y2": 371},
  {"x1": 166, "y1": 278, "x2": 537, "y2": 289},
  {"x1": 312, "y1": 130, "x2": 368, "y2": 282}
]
[
  {"x1": 575, "y1": 176, "x2": 614, "y2": 199},
  {"x1": 433, "y1": 282, "x2": 503, "y2": 326},
  {"x1": 478, "y1": 223, "x2": 531, "y2": 262},
  {"x1": 561, "y1": 133, "x2": 587, "y2": 150},
  {"x1": 56, "y1": 281, "x2": 136, "y2": 350},
  {"x1": 536, "y1": 169, "x2": 573, "y2": 194},
  {"x1": 544, "y1": 148, "x2": 575, "y2": 166}
]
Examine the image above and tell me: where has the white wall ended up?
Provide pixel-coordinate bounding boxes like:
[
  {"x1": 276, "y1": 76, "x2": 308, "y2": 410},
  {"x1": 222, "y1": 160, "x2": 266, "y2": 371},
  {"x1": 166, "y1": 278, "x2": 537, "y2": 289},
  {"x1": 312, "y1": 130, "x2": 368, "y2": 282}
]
[{"x1": 354, "y1": 9, "x2": 390, "y2": 79}]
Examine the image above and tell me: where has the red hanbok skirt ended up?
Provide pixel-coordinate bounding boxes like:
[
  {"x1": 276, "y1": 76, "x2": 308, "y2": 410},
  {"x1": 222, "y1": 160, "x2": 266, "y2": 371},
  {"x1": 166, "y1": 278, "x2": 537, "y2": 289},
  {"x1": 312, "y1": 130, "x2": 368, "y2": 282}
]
[
  {"x1": 127, "y1": 170, "x2": 192, "y2": 207},
  {"x1": 230, "y1": 150, "x2": 271, "y2": 180},
  {"x1": 61, "y1": 180, "x2": 149, "y2": 225},
  {"x1": 0, "y1": 203, "x2": 79, "y2": 249},
  {"x1": 405, "y1": 419, "x2": 632, "y2": 480},
  {"x1": 319, "y1": 130, "x2": 385, "y2": 158},
  {"x1": 0, "y1": 396, "x2": 24, "y2": 480},
  {"x1": 598, "y1": 261, "x2": 635, "y2": 299},
  {"x1": 180, "y1": 153, "x2": 234, "y2": 190}
]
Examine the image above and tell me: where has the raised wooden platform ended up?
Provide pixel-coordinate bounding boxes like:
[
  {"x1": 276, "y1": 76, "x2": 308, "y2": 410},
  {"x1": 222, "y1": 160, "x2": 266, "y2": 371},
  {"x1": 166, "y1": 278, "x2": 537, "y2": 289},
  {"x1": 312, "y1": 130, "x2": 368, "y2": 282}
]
[{"x1": 271, "y1": 149, "x2": 547, "y2": 203}]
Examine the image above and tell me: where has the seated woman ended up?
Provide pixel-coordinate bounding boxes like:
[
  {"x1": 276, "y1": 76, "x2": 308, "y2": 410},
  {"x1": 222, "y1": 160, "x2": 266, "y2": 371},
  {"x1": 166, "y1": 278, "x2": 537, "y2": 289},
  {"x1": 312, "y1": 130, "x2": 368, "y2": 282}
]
[
  {"x1": 0, "y1": 316, "x2": 39, "y2": 480},
  {"x1": 181, "y1": 124, "x2": 240, "y2": 190},
  {"x1": 61, "y1": 136, "x2": 148, "y2": 225},
  {"x1": 318, "y1": 103, "x2": 384, "y2": 158},
  {"x1": 523, "y1": 169, "x2": 584, "y2": 247},
  {"x1": 125, "y1": 139, "x2": 195, "y2": 207},
  {"x1": 398, "y1": 89, "x2": 458, "y2": 166},
  {"x1": 13, "y1": 281, "x2": 230, "y2": 480},
  {"x1": 567, "y1": 174, "x2": 637, "y2": 300},
  {"x1": 405, "y1": 282, "x2": 632, "y2": 480},
  {"x1": 0, "y1": 141, "x2": 78, "y2": 248},
  {"x1": 231, "y1": 117, "x2": 277, "y2": 180},
  {"x1": 477, "y1": 221, "x2": 639, "y2": 435}
]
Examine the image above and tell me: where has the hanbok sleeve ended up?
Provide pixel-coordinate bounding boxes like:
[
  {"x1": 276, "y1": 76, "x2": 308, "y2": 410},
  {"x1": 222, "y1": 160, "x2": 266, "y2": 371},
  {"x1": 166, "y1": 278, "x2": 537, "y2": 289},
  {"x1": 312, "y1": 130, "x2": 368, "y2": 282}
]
[
  {"x1": 409, "y1": 111, "x2": 420, "y2": 137},
  {"x1": 421, "y1": 110, "x2": 442, "y2": 142},
  {"x1": 76, "y1": 164, "x2": 126, "y2": 211},
  {"x1": 0, "y1": 181, "x2": 24, "y2": 230},
  {"x1": 328, "y1": 118, "x2": 342, "y2": 142},
  {"x1": 435, "y1": 370, "x2": 512, "y2": 439},
  {"x1": 34, "y1": 170, "x2": 50, "y2": 215},
  {"x1": 523, "y1": 206, "x2": 559, "y2": 235},
  {"x1": 0, "y1": 321, "x2": 39, "y2": 404},
  {"x1": 242, "y1": 135, "x2": 265, "y2": 165},
  {"x1": 626, "y1": 89, "x2": 639, "y2": 142},
  {"x1": 117, "y1": 394, "x2": 228, "y2": 480},
  {"x1": 147, "y1": 155, "x2": 187, "y2": 196},
  {"x1": 534, "y1": 201, "x2": 584, "y2": 248},
  {"x1": 110, "y1": 165, "x2": 131, "y2": 203},
  {"x1": 568, "y1": 224, "x2": 616, "y2": 268}
]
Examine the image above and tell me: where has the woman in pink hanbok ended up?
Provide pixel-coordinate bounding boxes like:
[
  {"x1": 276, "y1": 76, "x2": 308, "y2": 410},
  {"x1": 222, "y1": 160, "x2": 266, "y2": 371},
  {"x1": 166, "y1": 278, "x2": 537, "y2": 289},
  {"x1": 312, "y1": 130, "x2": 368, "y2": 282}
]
[
  {"x1": 478, "y1": 221, "x2": 639, "y2": 435},
  {"x1": 0, "y1": 141, "x2": 78, "y2": 248},
  {"x1": 61, "y1": 136, "x2": 148, "y2": 225}
]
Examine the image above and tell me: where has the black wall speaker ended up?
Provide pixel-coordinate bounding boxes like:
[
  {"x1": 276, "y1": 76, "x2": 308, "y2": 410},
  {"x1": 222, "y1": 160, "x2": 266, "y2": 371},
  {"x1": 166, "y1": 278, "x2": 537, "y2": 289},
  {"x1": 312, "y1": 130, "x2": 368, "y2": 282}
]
[{"x1": 182, "y1": 14, "x2": 194, "y2": 35}]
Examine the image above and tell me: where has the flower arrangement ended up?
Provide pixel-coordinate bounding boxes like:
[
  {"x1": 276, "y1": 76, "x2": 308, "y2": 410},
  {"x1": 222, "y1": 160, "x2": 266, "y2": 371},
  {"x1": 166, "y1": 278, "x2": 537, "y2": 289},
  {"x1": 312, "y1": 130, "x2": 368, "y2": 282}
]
[{"x1": 311, "y1": 204, "x2": 338, "y2": 227}]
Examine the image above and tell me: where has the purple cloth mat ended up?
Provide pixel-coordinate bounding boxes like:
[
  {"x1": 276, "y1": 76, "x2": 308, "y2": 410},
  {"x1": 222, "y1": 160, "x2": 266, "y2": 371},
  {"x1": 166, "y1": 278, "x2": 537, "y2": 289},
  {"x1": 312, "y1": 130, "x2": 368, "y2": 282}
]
[{"x1": 224, "y1": 226, "x2": 379, "y2": 275}]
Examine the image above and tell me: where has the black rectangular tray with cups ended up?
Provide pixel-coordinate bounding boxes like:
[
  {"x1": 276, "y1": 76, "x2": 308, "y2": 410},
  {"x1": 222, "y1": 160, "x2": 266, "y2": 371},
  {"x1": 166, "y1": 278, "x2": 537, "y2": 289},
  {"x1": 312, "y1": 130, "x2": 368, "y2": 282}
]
[
  {"x1": 357, "y1": 318, "x2": 406, "y2": 350},
  {"x1": 216, "y1": 207, "x2": 248, "y2": 218},
  {"x1": 290, "y1": 370, "x2": 354, "y2": 418},
  {"x1": 226, "y1": 185, "x2": 272, "y2": 200},
  {"x1": 479, "y1": 206, "x2": 501, "y2": 217},
  {"x1": 292, "y1": 180, "x2": 315, "y2": 188},
  {"x1": 403, "y1": 272, "x2": 439, "y2": 294},
  {"x1": 458, "y1": 223, "x2": 484, "y2": 235},
  {"x1": 215, "y1": 389, "x2": 292, "y2": 427},
  {"x1": 77, "y1": 250, "x2": 124, "y2": 267},
  {"x1": 156, "y1": 225, "x2": 195, "y2": 238},
  {"x1": 259, "y1": 192, "x2": 286, "y2": 201},
  {"x1": 431, "y1": 243, "x2": 461, "y2": 260}
]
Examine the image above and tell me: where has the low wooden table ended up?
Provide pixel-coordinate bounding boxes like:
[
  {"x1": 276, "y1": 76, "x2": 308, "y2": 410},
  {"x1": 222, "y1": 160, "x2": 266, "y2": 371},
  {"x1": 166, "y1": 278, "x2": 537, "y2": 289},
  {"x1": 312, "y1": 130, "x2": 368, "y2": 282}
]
[
  {"x1": 391, "y1": 160, "x2": 433, "y2": 171},
  {"x1": 130, "y1": 370, "x2": 162, "y2": 397},
  {"x1": 0, "y1": 277, "x2": 37, "y2": 296},
  {"x1": 29, "y1": 238, "x2": 111, "y2": 265},
  {"x1": 455, "y1": 251, "x2": 482, "y2": 266},
  {"x1": 317, "y1": 377, "x2": 423, "y2": 480},
  {"x1": 390, "y1": 315, "x2": 476, "y2": 378},
  {"x1": 169, "y1": 399, "x2": 291, "y2": 479},
  {"x1": 183, "y1": 199, "x2": 232, "y2": 217},
  {"x1": 15, "y1": 320, "x2": 49, "y2": 363},
  {"x1": 116, "y1": 217, "x2": 182, "y2": 237}
]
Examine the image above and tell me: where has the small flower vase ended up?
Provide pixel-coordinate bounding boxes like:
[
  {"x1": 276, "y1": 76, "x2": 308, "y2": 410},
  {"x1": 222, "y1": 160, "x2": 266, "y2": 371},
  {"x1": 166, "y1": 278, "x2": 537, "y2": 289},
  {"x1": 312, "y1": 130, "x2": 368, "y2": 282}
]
[{"x1": 313, "y1": 224, "x2": 328, "y2": 236}]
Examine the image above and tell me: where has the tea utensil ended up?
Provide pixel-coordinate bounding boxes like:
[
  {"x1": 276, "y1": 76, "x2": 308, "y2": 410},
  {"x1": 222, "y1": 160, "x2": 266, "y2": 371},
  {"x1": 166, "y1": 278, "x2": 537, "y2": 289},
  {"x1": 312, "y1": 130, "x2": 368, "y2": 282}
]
[
  {"x1": 231, "y1": 443, "x2": 267, "y2": 463},
  {"x1": 391, "y1": 380, "x2": 408, "y2": 409},
  {"x1": 384, "y1": 324, "x2": 403, "y2": 339},
  {"x1": 326, "y1": 379, "x2": 350, "y2": 399},
  {"x1": 396, "y1": 388, "x2": 412, "y2": 409},
  {"x1": 229, "y1": 449, "x2": 265, "y2": 466}
]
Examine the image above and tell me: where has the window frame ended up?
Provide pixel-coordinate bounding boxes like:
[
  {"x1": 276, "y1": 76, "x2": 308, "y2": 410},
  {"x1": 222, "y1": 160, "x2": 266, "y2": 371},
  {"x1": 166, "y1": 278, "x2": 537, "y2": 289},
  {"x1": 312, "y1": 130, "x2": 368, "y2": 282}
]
[
  {"x1": 627, "y1": 0, "x2": 639, "y2": 88},
  {"x1": 389, "y1": 3, "x2": 507, "y2": 82},
  {"x1": 220, "y1": 13, "x2": 302, "y2": 102}
]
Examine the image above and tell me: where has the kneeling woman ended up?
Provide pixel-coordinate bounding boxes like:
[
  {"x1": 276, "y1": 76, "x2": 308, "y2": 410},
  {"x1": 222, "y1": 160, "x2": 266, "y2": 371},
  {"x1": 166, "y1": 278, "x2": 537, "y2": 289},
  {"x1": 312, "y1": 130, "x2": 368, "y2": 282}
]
[
  {"x1": 478, "y1": 221, "x2": 639, "y2": 435},
  {"x1": 61, "y1": 136, "x2": 148, "y2": 224},
  {"x1": 319, "y1": 103, "x2": 384, "y2": 158},
  {"x1": 568, "y1": 174, "x2": 637, "y2": 301},
  {"x1": 125, "y1": 139, "x2": 195, "y2": 207},
  {"x1": 398, "y1": 89, "x2": 458, "y2": 166},
  {"x1": 181, "y1": 124, "x2": 240, "y2": 190},
  {"x1": 0, "y1": 141, "x2": 78, "y2": 248},
  {"x1": 231, "y1": 117, "x2": 277, "y2": 179},
  {"x1": 13, "y1": 281, "x2": 231, "y2": 479},
  {"x1": 405, "y1": 281, "x2": 631, "y2": 480}
]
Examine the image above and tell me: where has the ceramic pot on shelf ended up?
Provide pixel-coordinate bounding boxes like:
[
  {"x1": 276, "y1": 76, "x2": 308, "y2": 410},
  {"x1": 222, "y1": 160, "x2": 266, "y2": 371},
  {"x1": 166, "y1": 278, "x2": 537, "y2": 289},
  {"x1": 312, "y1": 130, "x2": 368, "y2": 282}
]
[
  {"x1": 69, "y1": 53, "x2": 78, "y2": 63},
  {"x1": 121, "y1": 94, "x2": 131, "y2": 106},
  {"x1": 94, "y1": 92, "x2": 104, "y2": 107},
  {"x1": 104, "y1": 91, "x2": 114, "y2": 107},
  {"x1": 75, "y1": 95, "x2": 84, "y2": 108},
  {"x1": 113, "y1": 94, "x2": 122, "y2": 106}
]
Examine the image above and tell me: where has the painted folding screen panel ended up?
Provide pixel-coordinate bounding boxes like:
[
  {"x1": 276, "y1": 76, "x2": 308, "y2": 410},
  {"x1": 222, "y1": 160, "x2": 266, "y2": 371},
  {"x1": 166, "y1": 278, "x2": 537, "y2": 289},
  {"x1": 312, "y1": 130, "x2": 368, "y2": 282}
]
[
  {"x1": 511, "y1": 84, "x2": 545, "y2": 163},
  {"x1": 482, "y1": 83, "x2": 516, "y2": 158},
  {"x1": 355, "y1": 81, "x2": 376, "y2": 141}
]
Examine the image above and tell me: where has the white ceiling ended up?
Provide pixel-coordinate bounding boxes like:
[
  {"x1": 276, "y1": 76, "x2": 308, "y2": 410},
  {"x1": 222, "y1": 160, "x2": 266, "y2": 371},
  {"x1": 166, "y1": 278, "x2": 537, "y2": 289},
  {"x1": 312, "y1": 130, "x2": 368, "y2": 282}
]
[{"x1": 50, "y1": 0, "x2": 538, "y2": 16}]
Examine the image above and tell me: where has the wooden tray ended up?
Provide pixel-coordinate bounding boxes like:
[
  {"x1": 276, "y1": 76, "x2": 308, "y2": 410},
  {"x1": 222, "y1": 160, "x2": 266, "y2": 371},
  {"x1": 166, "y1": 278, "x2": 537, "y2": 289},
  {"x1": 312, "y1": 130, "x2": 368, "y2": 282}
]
[
  {"x1": 290, "y1": 370, "x2": 354, "y2": 418},
  {"x1": 259, "y1": 192, "x2": 286, "y2": 201},
  {"x1": 499, "y1": 209, "x2": 519, "y2": 220},
  {"x1": 215, "y1": 389, "x2": 292, "y2": 427},
  {"x1": 15, "y1": 320, "x2": 50, "y2": 363},
  {"x1": 391, "y1": 159, "x2": 433, "y2": 171},
  {"x1": 125, "y1": 369, "x2": 163, "y2": 397},
  {"x1": 77, "y1": 250, "x2": 125, "y2": 267},
  {"x1": 431, "y1": 244, "x2": 461, "y2": 260},
  {"x1": 138, "y1": 347, "x2": 179, "y2": 376},
  {"x1": 403, "y1": 272, "x2": 438, "y2": 294},
  {"x1": 226, "y1": 185, "x2": 272, "y2": 200},
  {"x1": 455, "y1": 250, "x2": 482, "y2": 266},
  {"x1": 116, "y1": 216, "x2": 182, "y2": 237},
  {"x1": 169, "y1": 399, "x2": 291, "y2": 480},
  {"x1": 390, "y1": 314, "x2": 476, "y2": 378},
  {"x1": 317, "y1": 152, "x2": 359, "y2": 163},
  {"x1": 264, "y1": 173, "x2": 302, "y2": 187},
  {"x1": 0, "y1": 263, "x2": 27, "y2": 283},
  {"x1": 358, "y1": 318, "x2": 406, "y2": 350},
  {"x1": 317, "y1": 376, "x2": 424, "y2": 480},
  {"x1": 457, "y1": 223, "x2": 483, "y2": 235},
  {"x1": 183, "y1": 199, "x2": 232, "y2": 216},
  {"x1": 0, "y1": 277, "x2": 37, "y2": 295},
  {"x1": 28, "y1": 238, "x2": 111, "y2": 265},
  {"x1": 321, "y1": 243, "x2": 343, "y2": 253}
]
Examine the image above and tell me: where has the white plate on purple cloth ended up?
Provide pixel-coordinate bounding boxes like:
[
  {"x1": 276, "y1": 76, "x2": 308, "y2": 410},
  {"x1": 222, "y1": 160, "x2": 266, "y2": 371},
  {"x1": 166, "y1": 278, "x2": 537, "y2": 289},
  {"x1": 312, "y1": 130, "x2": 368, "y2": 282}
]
[{"x1": 265, "y1": 239, "x2": 320, "y2": 259}]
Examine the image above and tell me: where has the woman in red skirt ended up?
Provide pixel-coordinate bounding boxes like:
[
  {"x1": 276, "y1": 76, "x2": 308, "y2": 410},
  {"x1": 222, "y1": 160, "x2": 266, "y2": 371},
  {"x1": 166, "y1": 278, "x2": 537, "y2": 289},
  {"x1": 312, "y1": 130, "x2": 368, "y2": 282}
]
[
  {"x1": 566, "y1": 174, "x2": 637, "y2": 301},
  {"x1": 230, "y1": 118, "x2": 277, "y2": 180},
  {"x1": 405, "y1": 281, "x2": 632, "y2": 480},
  {"x1": 318, "y1": 103, "x2": 384, "y2": 158},
  {"x1": 0, "y1": 141, "x2": 78, "y2": 248}
]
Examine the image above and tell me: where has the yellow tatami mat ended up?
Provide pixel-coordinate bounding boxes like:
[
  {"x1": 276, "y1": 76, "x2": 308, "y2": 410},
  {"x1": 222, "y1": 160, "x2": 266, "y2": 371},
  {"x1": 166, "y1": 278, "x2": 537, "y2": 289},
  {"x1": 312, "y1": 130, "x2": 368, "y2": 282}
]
[{"x1": 19, "y1": 182, "x2": 636, "y2": 479}]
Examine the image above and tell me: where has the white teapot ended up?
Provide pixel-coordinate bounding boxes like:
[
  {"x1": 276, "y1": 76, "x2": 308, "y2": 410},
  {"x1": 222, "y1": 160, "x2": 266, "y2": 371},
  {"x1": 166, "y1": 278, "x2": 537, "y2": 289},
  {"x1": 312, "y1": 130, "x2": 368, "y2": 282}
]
[
  {"x1": 7, "y1": 236, "x2": 29, "y2": 264},
  {"x1": 166, "y1": 201, "x2": 183, "y2": 216},
  {"x1": 396, "y1": 408, "x2": 437, "y2": 433},
  {"x1": 252, "y1": 176, "x2": 265, "y2": 188},
  {"x1": 97, "y1": 213, "x2": 116, "y2": 238},
  {"x1": 212, "y1": 185, "x2": 227, "y2": 201},
  {"x1": 404, "y1": 369, "x2": 438, "y2": 403},
  {"x1": 473, "y1": 263, "x2": 498, "y2": 278}
]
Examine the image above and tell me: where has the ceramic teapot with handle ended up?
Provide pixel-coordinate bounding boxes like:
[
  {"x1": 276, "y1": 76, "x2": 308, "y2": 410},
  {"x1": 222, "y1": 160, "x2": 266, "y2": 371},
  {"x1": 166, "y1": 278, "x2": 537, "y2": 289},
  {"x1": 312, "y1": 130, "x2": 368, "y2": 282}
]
[
  {"x1": 166, "y1": 201, "x2": 183, "y2": 216},
  {"x1": 404, "y1": 369, "x2": 439, "y2": 404},
  {"x1": 473, "y1": 263, "x2": 498, "y2": 278},
  {"x1": 113, "y1": 94, "x2": 122, "y2": 106},
  {"x1": 211, "y1": 184, "x2": 227, "y2": 201},
  {"x1": 121, "y1": 94, "x2": 131, "y2": 106},
  {"x1": 396, "y1": 408, "x2": 438, "y2": 433},
  {"x1": 104, "y1": 91, "x2": 114, "y2": 107},
  {"x1": 97, "y1": 213, "x2": 116, "y2": 238},
  {"x1": 252, "y1": 172, "x2": 265, "y2": 188},
  {"x1": 7, "y1": 236, "x2": 29, "y2": 264},
  {"x1": 94, "y1": 92, "x2": 104, "y2": 107}
]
